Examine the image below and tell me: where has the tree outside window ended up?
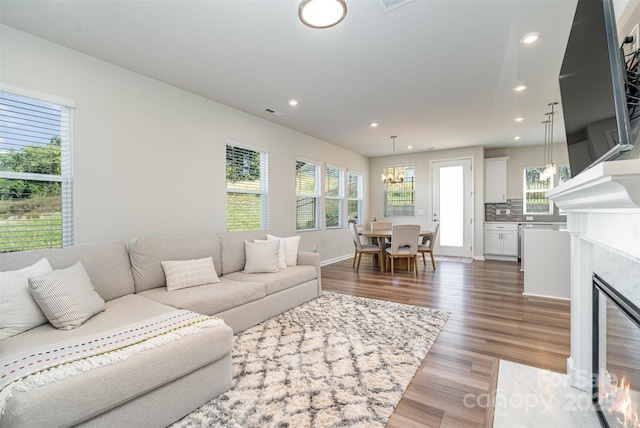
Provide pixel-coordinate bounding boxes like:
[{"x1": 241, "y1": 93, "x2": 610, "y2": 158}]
[{"x1": 226, "y1": 144, "x2": 268, "y2": 231}]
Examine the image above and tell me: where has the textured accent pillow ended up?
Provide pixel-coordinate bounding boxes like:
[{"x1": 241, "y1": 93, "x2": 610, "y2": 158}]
[
  {"x1": 160, "y1": 257, "x2": 220, "y2": 291},
  {"x1": 29, "y1": 261, "x2": 106, "y2": 330},
  {"x1": 243, "y1": 240, "x2": 280, "y2": 273},
  {"x1": 266, "y1": 234, "x2": 301, "y2": 266},
  {"x1": 0, "y1": 258, "x2": 53, "y2": 340},
  {"x1": 255, "y1": 239, "x2": 287, "y2": 269}
]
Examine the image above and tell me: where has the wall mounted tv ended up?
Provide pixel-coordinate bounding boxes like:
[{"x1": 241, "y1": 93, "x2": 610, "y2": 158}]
[{"x1": 559, "y1": 0, "x2": 639, "y2": 177}]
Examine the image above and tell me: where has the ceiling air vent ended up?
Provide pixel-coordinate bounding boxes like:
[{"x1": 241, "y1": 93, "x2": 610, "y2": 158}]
[
  {"x1": 263, "y1": 108, "x2": 285, "y2": 117},
  {"x1": 375, "y1": 0, "x2": 416, "y2": 13}
]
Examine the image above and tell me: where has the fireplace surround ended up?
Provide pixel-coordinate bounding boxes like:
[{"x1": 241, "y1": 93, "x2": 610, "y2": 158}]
[
  {"x1": 547, "y1": 159, "x2": 640, "y2": 425},
  {"x1": 592, "y1": 273, "x2": 640, "y2": 427}
]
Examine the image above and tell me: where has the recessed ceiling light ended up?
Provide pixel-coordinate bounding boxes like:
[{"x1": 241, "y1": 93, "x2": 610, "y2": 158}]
[
  {"x1": 520, "y1": 32, "x2": 541, "y2": 44},
  {"x1": 513, "y1": 135, "x2": 522, "y2": 140},
  {"x1": 406, "y1": 145, "x2": 413, "y2": 149},
  {"x1": 369, "y1": 122, "x2": 379, "y2": 128},
  {"x1": 288, "y1": 99, "x2": 298, "y2": 106},
  {"x1": 514, "y1": 116, "x2": 525, "y2": 122},
  {"x1": 513, "y1": 84, "x2": 528, "y2": 92}
]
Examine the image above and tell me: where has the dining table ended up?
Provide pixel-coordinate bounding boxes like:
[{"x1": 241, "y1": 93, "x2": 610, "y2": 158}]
[{"x1": 358, "y1": 229, "x2": 433, "y2": 272}]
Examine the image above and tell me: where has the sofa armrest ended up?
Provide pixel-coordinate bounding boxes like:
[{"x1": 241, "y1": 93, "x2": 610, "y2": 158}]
[{"x1": 297, "y1": 251, "x2": 321, "y2": 295}]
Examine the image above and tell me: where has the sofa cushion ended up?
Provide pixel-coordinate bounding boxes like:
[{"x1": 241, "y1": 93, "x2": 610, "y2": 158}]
[
  {"x1": 161, "y1": 257, "x2": 220, "y2": 291},
  {"x1": 0, "y1": 258, "x2": 52, "y2": 340},
  {"x1": 28, "y1": 261, "x2": 106, "y2": 330},
  {"x1": 129, "y1": 235, "x2": 221, "y2": 292},
  {"x1": 218, "y1": 230, "x2": 268, "y2": 275},
  {"x1": 224, "y1": 265, "x2": 317, "y2": 295},
  {"x1": 0, "y1": 294, "x2": 232, "y2": 428},
  {"x1": 136, "y1": 277, "x2": 266, "y2": 316},
  {"x1": 0, "y1": 241, "x2": 134, "y2": 302},
  {"x1": 243, "y1": 240, "x2": 280, "y2": 273},
  {"x1": 266, "y1": 234, "x2": 301, "y2": 266}
]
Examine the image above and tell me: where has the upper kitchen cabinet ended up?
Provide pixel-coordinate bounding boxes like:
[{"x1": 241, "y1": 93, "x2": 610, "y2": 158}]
[{"x1": 484, "y1": 157, "x2": 509, "y2": 203}]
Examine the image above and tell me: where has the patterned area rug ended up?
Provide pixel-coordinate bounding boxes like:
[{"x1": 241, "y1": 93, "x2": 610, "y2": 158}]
[
  {"x1": 434, "y1": 255, "x2": 474, "y2": 264},
  {"x1": 171, "y1": 292, "x2": 449, "y2": 428}
]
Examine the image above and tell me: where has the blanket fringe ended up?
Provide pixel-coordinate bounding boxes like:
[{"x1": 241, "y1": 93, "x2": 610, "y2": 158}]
[{"x1": 0, "y1": 318, "x2": 223, "y2": 417}]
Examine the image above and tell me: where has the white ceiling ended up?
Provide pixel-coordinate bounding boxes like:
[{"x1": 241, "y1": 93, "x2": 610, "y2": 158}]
[{"x1": 0, "y1": 0, "x2": 579, "y2": 157}]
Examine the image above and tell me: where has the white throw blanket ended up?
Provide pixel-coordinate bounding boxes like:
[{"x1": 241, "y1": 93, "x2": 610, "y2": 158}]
[{"x1": 0, "y1": 310, "x2": 223, "y2": 416}]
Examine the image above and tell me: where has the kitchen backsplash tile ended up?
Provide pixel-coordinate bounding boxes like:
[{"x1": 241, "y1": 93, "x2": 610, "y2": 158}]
[{"x1": 485, "y1": 199, "x2": 567, "y2": 223}]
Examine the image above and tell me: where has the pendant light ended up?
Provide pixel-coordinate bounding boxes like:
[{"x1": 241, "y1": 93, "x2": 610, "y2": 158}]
[
  {"x1": 299, "y1": 0, "x2": 347, "y2": 29},
  {"x1": 381, "y1": 136, "x2": 405, "y2": 184},
  {"x1": 540, "y1": 102, "x2": 558, "y2": 181}
]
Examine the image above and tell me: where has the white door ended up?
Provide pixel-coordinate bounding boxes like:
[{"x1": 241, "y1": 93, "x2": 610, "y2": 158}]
[{"x1": 432, "y1": 159, "x2": 473, "y2": 258}]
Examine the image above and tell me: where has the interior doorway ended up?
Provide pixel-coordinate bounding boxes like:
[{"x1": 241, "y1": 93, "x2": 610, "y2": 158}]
[{"x1": 431, "y1": 158, "x2": 473, "y2": 258}]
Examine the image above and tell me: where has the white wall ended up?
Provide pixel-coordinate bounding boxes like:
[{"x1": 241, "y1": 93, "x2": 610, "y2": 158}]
[
  {"x1": 369, "y1": 146, "x2": 485, "y2": 260},
  {"x1": 0, "y1": 25, "x2": 369, "y2": 262},
  {"x1": 485, "y1": 142, "x2": 570, "y2": 199}
]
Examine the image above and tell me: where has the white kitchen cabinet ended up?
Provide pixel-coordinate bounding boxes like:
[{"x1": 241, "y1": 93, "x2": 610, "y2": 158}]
[
  {"x1": 484, "y1": 223, "x2": 518, "y2": 260},
  {"x1": 484, "y1": 157, "x2": 509, "y2": 203}
]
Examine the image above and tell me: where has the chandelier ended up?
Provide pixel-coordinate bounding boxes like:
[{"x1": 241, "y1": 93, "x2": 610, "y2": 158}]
[
  {"x1": 381, "y1": 136, "x2": 404, "y2": 184},
  {"x1": 539, "y1": 102, "x2": 558, "y2": 181}
]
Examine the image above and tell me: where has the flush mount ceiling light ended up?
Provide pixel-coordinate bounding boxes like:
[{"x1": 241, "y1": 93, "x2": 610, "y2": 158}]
[
  {"x1": 513, "y1": 84, "x2": 528, "y2": 92},
  {"x1": 299, "y1": 0, "x2": 347, "y2": 29},
  {"x1": 520, "y1": 32, "x2": 542, "y2": 44}
]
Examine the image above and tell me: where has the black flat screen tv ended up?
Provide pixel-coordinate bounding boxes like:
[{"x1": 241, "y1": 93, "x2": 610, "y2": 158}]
[{"x1": 559, "y1": 0, "x2": 638, "y2": 177}]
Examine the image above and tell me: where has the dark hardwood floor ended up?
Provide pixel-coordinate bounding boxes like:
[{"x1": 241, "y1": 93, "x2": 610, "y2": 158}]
[{"x1": 321, "y1": 256, "x2": 571, "y2": 427}]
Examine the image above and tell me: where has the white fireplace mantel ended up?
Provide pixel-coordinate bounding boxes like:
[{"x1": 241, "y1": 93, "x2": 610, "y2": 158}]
[
  {"x1": 547, "y1": 159, "x2": 640, "y2": 212},
  {"x1": 547, "y1": 158, "x2": 640, "y2": 392}
]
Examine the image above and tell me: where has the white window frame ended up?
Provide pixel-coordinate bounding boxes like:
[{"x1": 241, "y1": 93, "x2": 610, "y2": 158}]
[
  {"x1": 0, "y1": 84, "x2": 74, "y2": 251},
  {"x1": 324, "y1": 165, "x2": 344, "y2": 229},
  {"x1": 225, "y1": 141, "x2": 269, "y2": 231},
  {"x1": 384, "y1": 164, "x2": 415, "y2": 217},
  {"x1": 296, "y1": 158, "x2": 321, "y2": 231},
  {"x1": 347, "y1": 171, "x2": 363, "y2": 226},
  {"x1": 523, "y1": 166, "x2": 554, "y2": 215}
]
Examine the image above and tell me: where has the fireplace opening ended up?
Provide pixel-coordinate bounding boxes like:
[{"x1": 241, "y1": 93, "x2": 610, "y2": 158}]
[{"x1": 592, "y1": 274, "x2": 640, "y2": 428}]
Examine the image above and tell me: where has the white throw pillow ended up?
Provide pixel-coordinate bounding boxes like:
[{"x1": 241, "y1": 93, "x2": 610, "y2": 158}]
[
  {"x1": 243, "y1": 240, "x2": 280, "y2": 273},
  {"x1": 29, "y1": 261, "x2": 106, "y2": 330},
  {"x1": 255, "y1": 238, "x2": 287, "y2": 269},
  {"x1": 0, "y1": 258, "x2": 53, "y2": 340},
  {"x1": 161, "y1": 257, "x2": 220, "y2": 291},
  {"x1": 266, "y1": 234, "x2": 301, "y2": 266}
]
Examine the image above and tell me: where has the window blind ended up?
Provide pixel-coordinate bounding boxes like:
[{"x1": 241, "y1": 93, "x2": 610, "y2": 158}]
[
  {"x1": 295, "y1": 160, "x2": 320, "y2": 231},
  {"x1": 347, "y1": 171, "x2": 363, "y2": 225},
  {"x1": 226, "y1": 144, "x2": 268, "y2": 231},
  {"x1": 0, "y1": 90, "x2": 74, "y2": 252},
  {"x1": 325, "y1": 165, "x2": 344, "y2": 229}
]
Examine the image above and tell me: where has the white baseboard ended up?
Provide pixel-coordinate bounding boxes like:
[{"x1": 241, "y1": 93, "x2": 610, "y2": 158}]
[
  {"x1": 522, "y1": 292, "x2": 571, "y2": 301},
  {"x1": 320, "y1": 254, "x2": 353, "y2": 267}
]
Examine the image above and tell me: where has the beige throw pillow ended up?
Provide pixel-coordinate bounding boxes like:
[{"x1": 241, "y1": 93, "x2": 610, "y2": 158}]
[
  {"x1": 243, "y1": 240, "x2": 280, "y2": 273},
  {"x1": 266, "y1": 234, "x2": 301, "y2": 266},
  {"x1": 161, "y1": 257, "x2": 220, "y2": 291},
  {"x1": 0, "y1": 258, "x2": 52, "y2": 340},
  {"x1": 29, "y1": 261, "x2": 106, "y2": 330}
]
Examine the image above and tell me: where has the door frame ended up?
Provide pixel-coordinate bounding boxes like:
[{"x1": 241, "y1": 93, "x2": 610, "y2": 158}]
[{"x1": 429, "y1": 157, "x2": 475, "y2": 258}]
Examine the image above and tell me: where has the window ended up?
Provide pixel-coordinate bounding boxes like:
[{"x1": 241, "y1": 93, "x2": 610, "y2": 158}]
[
  {"x1": 347, "y1": 171, "x2": 363, "y2": 225},
  {"x1": 384, "y1": 165, "x2": 415, "y2": 217},
  {"x1": 0, "y1": 89, "x2": 74, "y2": 253},
  {"x1": 226, "y1": 144, "x2": 268, "y2": 231},
  {"x1": 325, "y1": 165, "x2": 344, "y2": 229},
  {"x1": 296, "y1": 159, "x2": 320, "y2": 231},
  {"x1": 523, "y1": 167, "x2": 553, "y2": 214}
]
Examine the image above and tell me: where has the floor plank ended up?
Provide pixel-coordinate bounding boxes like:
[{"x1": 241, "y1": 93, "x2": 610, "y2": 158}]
[{"x1": 321, "y1": 257, "x2": 570, "y2": 427}]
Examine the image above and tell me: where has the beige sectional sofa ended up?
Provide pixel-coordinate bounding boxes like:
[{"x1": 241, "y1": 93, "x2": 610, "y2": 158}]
[{"x1": 0, "y1": 230, "x2": 321, "y2": 428}]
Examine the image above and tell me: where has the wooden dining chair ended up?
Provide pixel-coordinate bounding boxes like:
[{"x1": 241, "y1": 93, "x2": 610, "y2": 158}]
[
  {"x1": 385, "y1": 224, "x2": 420, "y2": 275},
  {"x1": 418, "y1": 222, "x2": 440, "y2": 270},
  {"x1": 349, "y1": 222, "x2": 381, "y2": 272}
]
